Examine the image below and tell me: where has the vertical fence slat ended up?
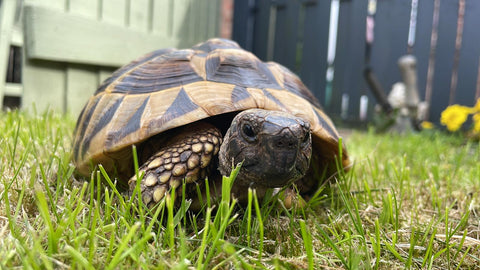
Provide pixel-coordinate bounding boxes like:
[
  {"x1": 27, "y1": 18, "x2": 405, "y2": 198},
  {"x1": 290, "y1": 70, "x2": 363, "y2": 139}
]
[
  {"x1": 172, "y1": 0, "x2": 190, "y2": 47},
  {"x1": 22, "y1": 60, "x2": 66, "y2": 112},
  {"x1": 101, "y1": 0, "x2": 127, "y2": 25},
  {"x1": 69, "y1": 0, "x2": 97, "y2": 18},
  {"x1": 195, "y1": 0, "x2": 208, "y2": 42},
  {"x1": 252, "y1": 0, "x2": 272, "y2": 61},
  {"x1": 22, "y1": 0, "x2": 67, "y2": 112},
  {"x1": 331, "y1": 0, "x2": 368, "y2": 119},
  {"x1": 207, "y1": 0, "x2": 220, "y2": 39},
  {"x1": 129, "y1": 0, "x2": 149, "y2": 32},
  {"x1": 429, "y1": 1, "x2": 458, "y2": 121},
  {"x1": 299, "y1": 1, "x2": 331, "y2": 105},
  {"x1": 232, "y1": 0, "x2": 255, "y2": 51},
  {"x1": 152, "y1": 0, "x2": 173, "y2": 37},
  {"x1": 370, "y1": 0, "x2": 411, "y2": 98},
  {"x1": 66, "y1": 64, "x2": 98, "y2": 115},
  {"x1": 448, "y1": 0, "x2": 465, "y2": 105},
  {"x1": 189, "y1": 0, "x2": 199, "y2": 43},
  {"x1": 99, "y1": 0, "x2": 127, "y2": 85},
  {"x1": 453, "y1": 0, "x2": 480, "y2": 107},
  {"x1": 0, "y1": 0, "x2": 18, "y2": 105},
  {"x1": 413, "y1": 0, "x2": 435, "y2": 114},
  {"x1": 272, "y1": 1, "x2": 299, "y2": 69},
  {"x1": 66, "y1": 0, "x2": 100, "y2": 116}
]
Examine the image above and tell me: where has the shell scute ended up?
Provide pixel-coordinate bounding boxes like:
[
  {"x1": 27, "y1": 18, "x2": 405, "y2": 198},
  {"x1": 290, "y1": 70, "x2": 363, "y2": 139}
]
[
  {"x1": 80, "y1": 94, "x2": 124, "y2": 159},
  {"x1": 161, "y1": 88, "x2": 199, "y2": 121},
  {"x1": 205, "y1": 50, "x2": 281, "y2": 90},
  {"x1": 96, "y1": 48, "x2": 173, "y2": 95},
  {"x1": 267, "y1": 62, "x2": 321, "y2": 108},
  {"x1": 105, "y1": 95, "x2": 150, "y2": 150},
  {"x1": 110, "y1": 50, "x2": 203, "y2": 95},
  {"x1": 192, "y1": 38, "x2": 240, "y2": 52},
  {"x1": 231, "y1": 86, "x2": 251, "y2": 104}
]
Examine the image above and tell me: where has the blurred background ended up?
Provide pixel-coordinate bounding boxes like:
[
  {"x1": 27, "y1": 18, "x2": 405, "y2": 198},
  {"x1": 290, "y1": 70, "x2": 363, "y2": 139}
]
[{"x1": 1, "y1": 0, "x2": 478, "y2": 127}]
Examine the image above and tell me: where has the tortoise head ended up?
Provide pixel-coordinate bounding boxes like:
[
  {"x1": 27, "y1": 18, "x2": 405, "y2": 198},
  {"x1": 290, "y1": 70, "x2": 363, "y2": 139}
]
[{"x1": 218, "y1": 109, "x2": 312, "y2": 188}]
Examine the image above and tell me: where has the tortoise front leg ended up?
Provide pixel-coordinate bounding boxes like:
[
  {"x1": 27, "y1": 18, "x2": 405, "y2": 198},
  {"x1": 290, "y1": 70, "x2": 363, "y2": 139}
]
[{"x1": 128, "y1": 122, "x2": 222, "y2": 208}]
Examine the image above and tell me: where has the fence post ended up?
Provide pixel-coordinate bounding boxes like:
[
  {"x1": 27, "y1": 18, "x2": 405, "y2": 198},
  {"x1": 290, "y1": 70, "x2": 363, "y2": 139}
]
[{"x1": 0, "y1": 0, "x2": 18, "y2": 106}]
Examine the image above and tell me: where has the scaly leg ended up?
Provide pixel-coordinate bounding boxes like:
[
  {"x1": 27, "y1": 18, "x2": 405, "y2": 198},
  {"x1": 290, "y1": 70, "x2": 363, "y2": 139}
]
[{"x1": 128, "y1": 122, "x2": 222, "y2": 208}]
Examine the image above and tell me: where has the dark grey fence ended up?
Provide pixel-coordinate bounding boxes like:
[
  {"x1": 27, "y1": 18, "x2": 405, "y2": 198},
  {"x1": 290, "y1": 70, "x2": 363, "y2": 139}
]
[{"x1": 233, "y1": 0, "x2": 480, "y2": 125}]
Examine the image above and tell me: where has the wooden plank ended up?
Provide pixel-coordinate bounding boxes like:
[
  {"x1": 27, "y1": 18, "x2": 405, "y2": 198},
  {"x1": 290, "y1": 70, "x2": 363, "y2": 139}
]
[
  {"x1": 196, "y1": 0, "x2": 210, "y2": 41},
  {"x1": 332, "y1": 0, "x2": 368, "y2": 119},
  {"x1": 99, "y1": 0, "x2": 128, "y2": 98},
  {"x1": 21, "y1": 0, "x2": 67, "y2": 112},
  {"x1": 370, "y1": 0, "x2": 411, "y2": 101},
  {"x1": 172, "y1": 0, "x2": 190, "y2": 47},
  {"x1": 208, "y1": 0, "x2": 221, "y2": 38},
  {"x1": 24, "y1": 5, "x2": 179, "y2": 67},
  {"x1": 152, "y1": 0, "x2": 173, "y2": 36},
  {"x1": 193, "y1": 0, "x2": 215, "y2": 43},
  {"x1": 190, "y1": 0, "x2": 201, "y2": 42},
  {"x1": 232, "y1": 0, "x2": 256, "y2": 50},
  {"x1": 0, "y1": 0, "x2": 18, "y2": 106},
  {"x1": 101, "y1": 0, "x2": 127, "y2": 25},
  {"x1": 66, "y1": 0, "x2": 101, "y2": 117},
  {"x1": 299, "y1": 1, "x2": 331, "y2": 105},
  {"x1": 22, "y1": 59, "x2": 66, "y2": 112},
  {"x1": 252, "y1": 0, "x2": 273, "y2": 61},
  {"x1": 129, "y1": 0, "x2": 150, "y2": 32},
  {"x1": 68, "y1": 0, "x2": 98, "y2": 19},
  {"x1": 66, "y1": 64, "x2": 98, "y2": 115},
  {"x1": 272, "y1": 1, "x2": 300, "y2": 70}
]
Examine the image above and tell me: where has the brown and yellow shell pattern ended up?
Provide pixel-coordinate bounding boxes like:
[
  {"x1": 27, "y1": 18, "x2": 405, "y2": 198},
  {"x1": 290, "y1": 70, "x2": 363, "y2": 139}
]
[{"x1": 72, "y1": 38, "x2": 349, "y2": 192}]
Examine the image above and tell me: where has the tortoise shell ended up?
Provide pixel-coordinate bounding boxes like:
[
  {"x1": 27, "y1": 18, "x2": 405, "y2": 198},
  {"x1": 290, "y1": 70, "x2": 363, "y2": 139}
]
[{"x1": 72, "y1": 38, "x2": 349, "y2": 180}]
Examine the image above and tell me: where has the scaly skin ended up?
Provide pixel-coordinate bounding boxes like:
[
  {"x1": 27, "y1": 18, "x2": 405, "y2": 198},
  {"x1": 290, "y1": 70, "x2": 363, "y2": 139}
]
[{"x1": 128, "y1": 122, "x2": 222, "y2": 208}]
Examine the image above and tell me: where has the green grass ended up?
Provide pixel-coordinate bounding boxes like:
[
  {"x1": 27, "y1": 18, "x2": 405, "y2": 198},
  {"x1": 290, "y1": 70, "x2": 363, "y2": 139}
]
[{"x1": 1, "y1": 110, "x2": 480, "y2": 269}]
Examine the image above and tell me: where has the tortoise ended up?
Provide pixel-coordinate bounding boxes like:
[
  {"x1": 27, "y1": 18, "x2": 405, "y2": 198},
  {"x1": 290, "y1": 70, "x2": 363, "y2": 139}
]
[{"x1": 72, "y1": 38, "x2": 349, "y2": 208}]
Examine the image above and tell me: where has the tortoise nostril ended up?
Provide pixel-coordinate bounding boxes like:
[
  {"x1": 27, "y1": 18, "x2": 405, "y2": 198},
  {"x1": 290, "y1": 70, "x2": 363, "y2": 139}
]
[
  {"x1": 273, "y1": 135, "x2": 297, "y2": 149},
  {"x1": 276, "y1": 140, "x2": 285, "y2": 148}
]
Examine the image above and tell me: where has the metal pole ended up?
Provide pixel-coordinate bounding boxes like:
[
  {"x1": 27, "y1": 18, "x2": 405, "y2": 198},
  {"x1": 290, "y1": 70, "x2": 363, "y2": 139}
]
[{"x1": 424, "y1": 0, "x2": 441, "y2": 120}]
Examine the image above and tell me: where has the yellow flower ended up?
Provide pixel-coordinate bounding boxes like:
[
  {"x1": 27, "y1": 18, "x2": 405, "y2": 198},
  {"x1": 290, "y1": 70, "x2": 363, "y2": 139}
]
[
  {"x1": 474, "y1": 99, "x2": 480, "y2": 112},
  {"x1": 440, "y1": 105, "x2": 472, "y2": 132},
  {"x1": 421, "y1": 121, "x2": 434, "y2": 129},
  {"x1": 473, "y1": 113, "x2": 480, "y2": 133}
]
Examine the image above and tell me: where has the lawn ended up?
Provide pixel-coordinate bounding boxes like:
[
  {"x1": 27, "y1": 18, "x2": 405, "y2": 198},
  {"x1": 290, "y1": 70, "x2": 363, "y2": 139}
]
[{"x1": 1, "y1": 110, "x2": 479, "y2": 269}]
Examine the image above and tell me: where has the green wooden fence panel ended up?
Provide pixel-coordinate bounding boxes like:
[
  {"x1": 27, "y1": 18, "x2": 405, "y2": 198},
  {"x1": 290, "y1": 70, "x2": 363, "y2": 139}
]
[
  {"x1": 24, "y1": 6, "x2": 178, "y2": 67},
  {"x1": 6, "y1": 0, "x2": 222, "y2": 115}
]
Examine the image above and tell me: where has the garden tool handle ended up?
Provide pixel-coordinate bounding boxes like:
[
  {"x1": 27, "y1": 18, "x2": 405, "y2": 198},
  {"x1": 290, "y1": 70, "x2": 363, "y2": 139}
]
[{"x1": 364, "y1": 67, "x2": 393, "y2": 114}]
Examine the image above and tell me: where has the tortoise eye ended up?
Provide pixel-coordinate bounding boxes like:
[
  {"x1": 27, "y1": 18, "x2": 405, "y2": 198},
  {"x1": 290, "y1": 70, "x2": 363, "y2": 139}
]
[{"x1": 242, "y1": 123, "x2": 256, "y2": 141}]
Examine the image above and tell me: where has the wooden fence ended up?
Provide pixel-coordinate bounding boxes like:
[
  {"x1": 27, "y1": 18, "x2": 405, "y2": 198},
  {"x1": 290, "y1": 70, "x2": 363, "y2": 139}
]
[
  {"x1": 0, "y1": 0, "x2": 221, "y2": 116},
  {"x1": 233, "y1": 0, "x2": 480, "y2": 124}
]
